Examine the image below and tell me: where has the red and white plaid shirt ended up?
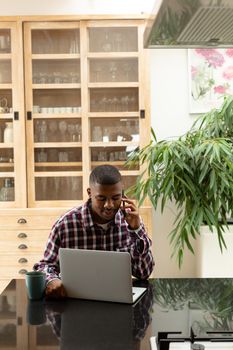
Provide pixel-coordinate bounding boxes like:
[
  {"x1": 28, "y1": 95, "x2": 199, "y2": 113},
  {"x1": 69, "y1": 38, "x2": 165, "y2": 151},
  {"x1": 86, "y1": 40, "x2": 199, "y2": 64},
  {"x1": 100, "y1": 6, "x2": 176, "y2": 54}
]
[{"x1": 34, "y1": 200, "x2": 154, "y2": 283}]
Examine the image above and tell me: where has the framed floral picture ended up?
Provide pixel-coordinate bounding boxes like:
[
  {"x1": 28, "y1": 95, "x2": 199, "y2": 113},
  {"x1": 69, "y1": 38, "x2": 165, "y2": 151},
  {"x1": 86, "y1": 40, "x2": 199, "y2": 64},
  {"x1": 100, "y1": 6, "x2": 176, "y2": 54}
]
[{"x1": 188, "y1": 48, "x2": 233, "y2": 114}]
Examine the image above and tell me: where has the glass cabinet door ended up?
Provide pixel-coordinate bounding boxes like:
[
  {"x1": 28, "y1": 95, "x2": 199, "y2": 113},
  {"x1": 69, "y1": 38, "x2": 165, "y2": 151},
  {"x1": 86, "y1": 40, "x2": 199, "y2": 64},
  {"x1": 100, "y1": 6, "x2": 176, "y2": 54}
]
[
  {"x1": 24, "y1": 20, "x2": 148, "y2": 207},
  {"x1": 87, "y1": 22, "x2": 143, "y2": 193},
  {"x1": 0, "y1": 22, "x2": 26, "y2": 208},
  {"x1": 24, "y1": 22, "x2": 82, "y2": 207}
]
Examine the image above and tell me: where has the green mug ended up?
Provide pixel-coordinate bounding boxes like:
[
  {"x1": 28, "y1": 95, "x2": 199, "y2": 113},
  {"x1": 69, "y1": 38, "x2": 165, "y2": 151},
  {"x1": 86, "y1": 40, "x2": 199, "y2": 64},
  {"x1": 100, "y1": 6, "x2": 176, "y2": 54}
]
[{"x1": 25, "y1": 271, "x2": 46, "y2": 300}]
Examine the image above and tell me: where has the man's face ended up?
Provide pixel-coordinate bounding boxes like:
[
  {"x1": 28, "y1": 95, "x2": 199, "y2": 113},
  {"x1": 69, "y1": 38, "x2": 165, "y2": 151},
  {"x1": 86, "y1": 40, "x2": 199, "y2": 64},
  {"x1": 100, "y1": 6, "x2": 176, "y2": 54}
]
[{"x1": 87, "y1": 182, "x2": 123, "y2": 224}]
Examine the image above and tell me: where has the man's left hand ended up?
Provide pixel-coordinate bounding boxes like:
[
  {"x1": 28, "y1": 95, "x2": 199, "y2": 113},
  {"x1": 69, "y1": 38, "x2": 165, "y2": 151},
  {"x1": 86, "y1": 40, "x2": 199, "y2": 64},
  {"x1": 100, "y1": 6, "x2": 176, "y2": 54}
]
[{"x1": 121, "y1": 197, "x2": 141, "y2": 230}]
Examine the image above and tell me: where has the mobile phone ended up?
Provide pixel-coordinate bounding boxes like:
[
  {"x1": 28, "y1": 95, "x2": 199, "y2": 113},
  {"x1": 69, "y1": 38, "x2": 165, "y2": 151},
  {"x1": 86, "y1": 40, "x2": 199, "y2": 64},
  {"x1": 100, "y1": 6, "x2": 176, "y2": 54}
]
[{"x1": 122, "y1": 190, "x2": 126, "y2": 218}]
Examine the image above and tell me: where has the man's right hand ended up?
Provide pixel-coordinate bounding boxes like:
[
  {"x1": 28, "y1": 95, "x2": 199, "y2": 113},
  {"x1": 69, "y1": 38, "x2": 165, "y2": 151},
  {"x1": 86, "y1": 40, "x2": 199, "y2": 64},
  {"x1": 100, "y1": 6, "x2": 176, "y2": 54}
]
[{"x1": 45, "y1": 279, "x2": 67, "y2": 299}]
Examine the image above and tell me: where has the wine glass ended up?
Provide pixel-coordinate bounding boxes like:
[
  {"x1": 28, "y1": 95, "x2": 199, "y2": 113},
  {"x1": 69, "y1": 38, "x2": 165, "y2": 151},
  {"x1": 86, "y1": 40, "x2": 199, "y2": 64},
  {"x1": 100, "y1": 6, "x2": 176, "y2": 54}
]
[
  {"x1": 109, "y1": 62, "x2": 117, "y2": 82},
  {"x1": 39, "y1": 121, "x2": 47, "y2": 142},
  {"x1": 123, "y1": 63, "x2": 131, "y2": 81},
  {"x1": 75, "y1": 124, "x2": 81, "y2": 142},
  {"x1": 54, "y1": 177, "x2": 60, "y2": 200},
  {"x1": 48, "y1": 120, "x2": 58, "y2": 141},
  {"x1": 67, "y1": 123, "x2": 76, "y2": 141},
  {"x1": 92, "y1": 64, "x2": 102, "y2": 82},
  {"x1": 58, "y1": 121, "x2": 67, "y2": 141},
  {"x1": 114, "y1": 33, "x2": 123, "y2": 52}
]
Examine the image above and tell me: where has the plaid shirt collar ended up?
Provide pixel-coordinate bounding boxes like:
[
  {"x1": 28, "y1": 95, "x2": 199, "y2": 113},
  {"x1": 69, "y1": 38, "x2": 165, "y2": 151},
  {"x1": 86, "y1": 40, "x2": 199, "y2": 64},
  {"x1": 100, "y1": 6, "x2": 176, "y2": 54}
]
[{"x1": 82, "y1": 199, "x2": 123, "y2": 228}]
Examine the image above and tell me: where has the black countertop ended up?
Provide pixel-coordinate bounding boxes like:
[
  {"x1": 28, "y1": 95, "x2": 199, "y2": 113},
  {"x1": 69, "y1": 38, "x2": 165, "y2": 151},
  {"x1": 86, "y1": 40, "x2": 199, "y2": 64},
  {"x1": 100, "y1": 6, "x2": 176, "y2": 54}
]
[{"x1": 1, "y1": 278, "x2": 233, "y2": 349}]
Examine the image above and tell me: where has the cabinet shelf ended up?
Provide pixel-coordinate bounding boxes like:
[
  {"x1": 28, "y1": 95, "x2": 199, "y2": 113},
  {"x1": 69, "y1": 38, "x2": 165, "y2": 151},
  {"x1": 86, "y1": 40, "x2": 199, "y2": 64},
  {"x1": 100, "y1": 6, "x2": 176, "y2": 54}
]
[
  {"x1": 87, "y1": 52, "x2": 138, "y2": 58},
  {"x1": 0, "y1": 311, "x2": 16, "y2": 321},
  {"x1": 89, "y1": 112, "x2": 139, "y2": 117},
  {"x1": 32, "y1": 113, "x2": 81, "y2": 118},
  {"x1": 34, "y1": 171, "x2": 83, "y2": 176},
  {"x1": 34, "y1": 142, "x2": 82, "y2": 148},
  {"x1": 32, "y1": 83, "x2": 81, "y2": 89},
  {"x1": 35, "y1": 162, "x2": 82, "y2": 167},
  {"x1": 36, "y1": 347, "x2": 58, "y2": 350},
  {"x1": 0, "y1": 53, "x2": 12, "y2": 59},
  {"x1": 0, "y1": 84, "x2": 12, "y2": 89},
  {"x1": 88, "y1": 82, "x2": 139, "y2": 88},
  {"x1": 90, "y1": 141, "x2": 139, "y2": 147},
  {"x1": 0, "y1": 114, "x2": 13, "y2": 119},
  {"x1": 0, "y1": 143, "x2": 13, "y2": 148},
  {"x1": 32, "y1": 54, "x2": 80, "y2": 59},
  {"x1": 0, "y1": 163, "x2": 14, "y2": 167},
  {"x1": 91, "y1": 161, "x2": 128, "y2": 166}
]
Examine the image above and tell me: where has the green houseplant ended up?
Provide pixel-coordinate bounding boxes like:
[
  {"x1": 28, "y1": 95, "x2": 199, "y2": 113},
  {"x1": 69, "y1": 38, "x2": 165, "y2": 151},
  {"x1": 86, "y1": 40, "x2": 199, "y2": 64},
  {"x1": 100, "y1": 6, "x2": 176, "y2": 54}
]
[{"x1": 127, "y1": 96, "x2": 233, "y2": 266}]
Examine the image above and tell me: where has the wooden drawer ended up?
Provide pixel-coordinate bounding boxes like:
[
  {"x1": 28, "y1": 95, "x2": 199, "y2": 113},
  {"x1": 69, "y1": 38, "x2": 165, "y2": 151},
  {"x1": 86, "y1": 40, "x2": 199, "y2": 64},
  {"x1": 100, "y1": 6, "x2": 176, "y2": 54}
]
[
  {"x1": 0, "y1": 208, "x2": 66, "y2": 229},
  {"x1": 0, "y1": 254, "x2": 44, "y2": 279},
  {"x1": 0, "y1": 230, "x2": 49, "y2": 252}
]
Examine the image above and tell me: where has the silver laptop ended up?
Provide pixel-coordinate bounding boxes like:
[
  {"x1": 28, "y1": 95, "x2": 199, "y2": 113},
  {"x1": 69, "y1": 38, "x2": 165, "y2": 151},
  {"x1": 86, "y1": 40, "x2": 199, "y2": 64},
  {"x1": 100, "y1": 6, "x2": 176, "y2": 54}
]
[{"x1": 59, "y1": 248, "x2": 147, "y2": 304}]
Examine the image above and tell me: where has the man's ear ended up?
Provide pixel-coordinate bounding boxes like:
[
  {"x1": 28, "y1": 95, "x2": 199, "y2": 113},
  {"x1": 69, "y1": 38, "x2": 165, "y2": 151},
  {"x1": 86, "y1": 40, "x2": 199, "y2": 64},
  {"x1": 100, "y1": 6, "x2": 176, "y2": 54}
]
[{"x1": 87, "y1": 188, "x2": 91, "y2": 198}]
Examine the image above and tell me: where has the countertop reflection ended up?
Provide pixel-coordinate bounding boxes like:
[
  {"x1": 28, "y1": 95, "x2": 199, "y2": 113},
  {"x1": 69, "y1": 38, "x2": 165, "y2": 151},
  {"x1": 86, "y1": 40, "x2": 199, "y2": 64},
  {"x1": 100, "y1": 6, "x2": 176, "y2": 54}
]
[{"x1": 0, "y1": 279, "x2": 154, "y2": 350}]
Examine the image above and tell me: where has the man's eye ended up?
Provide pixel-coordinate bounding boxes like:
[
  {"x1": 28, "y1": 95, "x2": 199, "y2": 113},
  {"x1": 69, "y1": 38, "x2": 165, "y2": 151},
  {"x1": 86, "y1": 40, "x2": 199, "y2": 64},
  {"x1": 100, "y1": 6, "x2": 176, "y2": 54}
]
[{"x1": 112, "y1": 197, "x2": 121, "y2": 201}]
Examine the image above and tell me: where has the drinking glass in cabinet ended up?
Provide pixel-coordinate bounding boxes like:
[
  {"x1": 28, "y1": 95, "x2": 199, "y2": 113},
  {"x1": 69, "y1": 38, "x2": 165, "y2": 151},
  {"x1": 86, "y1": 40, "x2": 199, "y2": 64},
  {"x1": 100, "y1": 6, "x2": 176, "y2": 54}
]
[
  {"x1": 0, "y1": 30, "x2": 11, "y2": 53},
  {"x1": 0, "y1": 178, "x2": 14, "y2": 201},
  {"x1": 91, "y1": 118, "x2": 139, "y2": 142},
  {"x1": 58, "y1": 151, "x2": 68, "y2": 162},
  {"x1": 0, "y1": 148, "x2": 14, "y2": 168},
  {"x1": 109, "y1": 62, "x2": 118, "y2": 82},
  {"x1": 92, "y1": 126, "x2": 102, "y2": 141},
  {"x1": 67, "y1": 123, "x2": 76, "y2": 141},
  {"x1": 74, "y1": 123, "x2": 81, "y2": 141},
  {"x1": 3, "y1": 122, "x2": 13, "y2": 143},
  {"x1": 58, "y1": 121, "x2": 68, "y2": 141},
  {"x1": 92, "y1": 64, "x2": 102, "y2": 82},
  {"x1": 37, "y1": 149, "x2": 48, "y2": 162},
  {"x1": 48, "y1": 120, "x2": 58, "y2": 141},
  {"x1": 90, "y1": 58, "x2": 138, "y2": 83},
  {"x1": 32, "y1": 57, "x2": 81, "y2": 84},
  {"x1": 39, "y1": 121, "x2": 47, "y2": 142},
  {"x1": 47, "y1": 149, "x2": 58, "y2": 162},
  {"x1": 90, "y1": 88, "x2": 138, "y2": 112},
  {"x1": 0, "y1": 97, "x2": 9, "y2": 113}
]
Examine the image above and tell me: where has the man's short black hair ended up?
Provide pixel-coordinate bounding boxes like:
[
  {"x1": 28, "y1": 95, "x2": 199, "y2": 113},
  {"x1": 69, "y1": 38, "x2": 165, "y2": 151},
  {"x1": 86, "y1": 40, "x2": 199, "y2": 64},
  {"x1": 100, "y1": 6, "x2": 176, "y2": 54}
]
[{"x1": 89, "y1": 164, "x2": 122, "y2": 185}]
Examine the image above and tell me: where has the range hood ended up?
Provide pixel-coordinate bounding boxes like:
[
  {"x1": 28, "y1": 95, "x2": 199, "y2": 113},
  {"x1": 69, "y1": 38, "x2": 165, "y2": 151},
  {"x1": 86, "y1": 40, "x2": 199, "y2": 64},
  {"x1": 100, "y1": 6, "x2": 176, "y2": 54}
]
[{"x1": 144, "y1": 0, "x2": 233, "y2": 48}]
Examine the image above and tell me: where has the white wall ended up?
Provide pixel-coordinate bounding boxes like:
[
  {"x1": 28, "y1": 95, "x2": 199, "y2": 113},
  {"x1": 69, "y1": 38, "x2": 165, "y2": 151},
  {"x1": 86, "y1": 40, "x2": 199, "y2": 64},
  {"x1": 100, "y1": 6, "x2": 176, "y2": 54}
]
[
  {"x1": 0, "y1": 0, "x2": 154, "y2": 15},
  {"x1": 149, "y1": 50, "x2": 197, "y2": 277},
  {"x1": 0, "y1": 0, "x2": 197, "y2": 277}
]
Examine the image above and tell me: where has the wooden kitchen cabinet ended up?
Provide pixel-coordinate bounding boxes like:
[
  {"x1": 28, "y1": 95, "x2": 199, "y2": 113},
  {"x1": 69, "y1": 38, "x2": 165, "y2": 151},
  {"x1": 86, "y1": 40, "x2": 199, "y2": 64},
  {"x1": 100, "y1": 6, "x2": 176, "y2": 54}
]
[
  {"x1": 0, "y1": 208, "x2": 66, "y2": 279},
  {"x1": 23, "y1": 19, "x2": 150, "y2": 207},
  {"x1": 0, "y1": 15, "x2": 151, "y2": 281},
  {"x1": 0, "y1": 21, "x2": 26, "y2": 208}
]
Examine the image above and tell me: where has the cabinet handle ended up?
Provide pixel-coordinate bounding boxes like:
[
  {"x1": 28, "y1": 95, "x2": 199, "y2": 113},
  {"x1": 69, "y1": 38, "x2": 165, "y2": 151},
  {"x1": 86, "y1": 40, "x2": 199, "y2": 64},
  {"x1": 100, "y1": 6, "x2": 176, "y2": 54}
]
[
  {"x1": 140, "y1": 109, "x2": 145, "y2": 119},
  {"x1": 14, "y1": 111, "x2": 19, "y2": 120},
  {"x1": 17, "y1": 232, "x2": 27, "y2": 238},
  {"x1": 27, "y1": 111, "x2": 32, "y2": 120},
  {"x1": 18, "y1": 257, "x2": 28, "y2": 263},
  {"x1": 18, "y1": 244, "x2": 28, "y2": 250},
  {"x1": 17, "y1": 218, "x2": 27, "y2": 224},
  {"x1": 18, "y1": 269, "x2": 28, "y2": 274}
]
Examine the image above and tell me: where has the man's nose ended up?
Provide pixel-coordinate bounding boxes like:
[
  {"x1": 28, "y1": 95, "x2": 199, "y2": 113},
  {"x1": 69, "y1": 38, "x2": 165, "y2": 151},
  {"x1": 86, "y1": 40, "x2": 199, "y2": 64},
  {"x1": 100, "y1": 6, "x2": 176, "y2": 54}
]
[{"x1": 104, "y1": 199, "x2": 114, "y2": 208}]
